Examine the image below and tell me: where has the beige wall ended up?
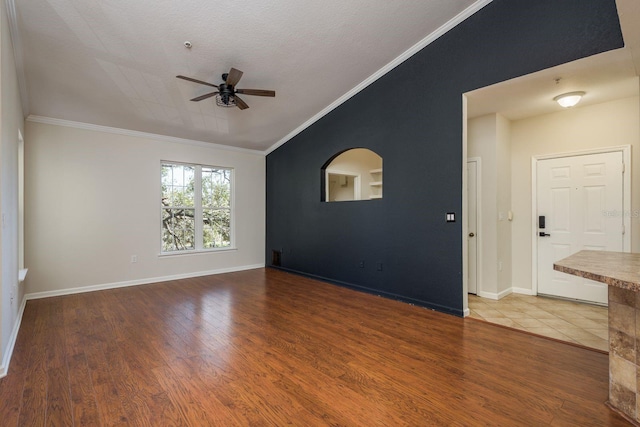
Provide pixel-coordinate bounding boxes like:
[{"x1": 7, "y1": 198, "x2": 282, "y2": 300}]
[
  {"x1": 24, "y1": 121, "x2": 266, "y2": 295},
  {"x1": 468, "y1": 113, "x2": 513, "y2": 298},
  {"x1": 496, "y1": 114, "x2": 512, "y2": 294},
  {"x1": 0, "y1": 0, "x2": 26, "y2": 374},
  {"x1": 511, "y1": 95, "x2": 640, "y2": 292},
  {"x1": 468, "y1": 114, "x2": 506, "y2": 297}
]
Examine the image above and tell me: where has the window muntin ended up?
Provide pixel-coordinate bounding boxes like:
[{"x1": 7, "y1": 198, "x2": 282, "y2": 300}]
[{"x1": 161, "y1": 162, "x2": 233, "y2": 253}]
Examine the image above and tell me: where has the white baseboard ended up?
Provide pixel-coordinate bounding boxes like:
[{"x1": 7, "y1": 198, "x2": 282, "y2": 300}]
[
  {"x1": 478, "y1": 287, "x2": 513, "y2": 301},
  {"x1": 25, "y1": 263, "x2": 265, "y2": 300},
  {"x1": 512, "y1": 287, "x2": 535, "y2": 296},
  {"x1": 0, "y1": 295, "x2": 27, "y2": 378},
  {"x1": 477, "y1": 287, "x2": 535, "y2": 301},
  {"x1": 2, "y1": 264, "x2": 264, "y2": 378},
  {"x1": 477, "y1": 291, "x2": 498, "y2": 300},
  {"x1": 463, "y1": 308, "x2": 471, "y2": 317}
]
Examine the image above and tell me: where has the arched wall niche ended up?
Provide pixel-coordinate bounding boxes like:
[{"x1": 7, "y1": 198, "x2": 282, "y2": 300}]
[{"x1": 321, "y1": 148, "x2": 382, "y2": 202}]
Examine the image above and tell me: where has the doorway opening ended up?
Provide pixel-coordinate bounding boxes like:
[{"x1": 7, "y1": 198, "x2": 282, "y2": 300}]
[
  {"x1": 321, "y1": 148, "x2": 383, "y2": 202},
  {"x1": 467, "y1": 157, "x2": 481, "y2": 295},
  {"x1": 461, "y1": 47, "x2": 638, "y2": 349}
]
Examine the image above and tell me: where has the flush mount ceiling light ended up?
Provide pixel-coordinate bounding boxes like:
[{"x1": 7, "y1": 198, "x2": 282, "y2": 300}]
[{"x1": 553, "y1": 91, "x2": 585, "y2": 108}]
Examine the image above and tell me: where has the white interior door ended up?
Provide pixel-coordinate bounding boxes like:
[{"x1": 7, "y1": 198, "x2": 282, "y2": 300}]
[
  {"x1": 467, "y1": 160, "x2": 478, "y2": 295},
  {"x1": 536, "y1": 151, "x2": 624, "y2": 304}
]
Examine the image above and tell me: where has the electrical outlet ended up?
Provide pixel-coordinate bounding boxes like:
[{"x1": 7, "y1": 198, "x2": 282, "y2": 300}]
[
  {"x1": 131, "y1": 255, "x2": 138, "y2": 263},
  {"x1": 377, "y1": 262, "x2": 383, "y2": 271},
  {"x1": 359, "y1": 261, "x2": 365, "y2": 268}
]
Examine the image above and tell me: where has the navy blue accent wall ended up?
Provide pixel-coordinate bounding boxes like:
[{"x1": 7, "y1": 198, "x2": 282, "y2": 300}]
[{"x1": 265, "y1": 0, "x2": 624, "y2": 316}]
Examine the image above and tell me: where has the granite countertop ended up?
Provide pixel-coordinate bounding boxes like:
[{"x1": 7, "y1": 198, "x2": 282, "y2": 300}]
[{"x1": 553, "y1": 250, "x2": 640, "y2": 292}]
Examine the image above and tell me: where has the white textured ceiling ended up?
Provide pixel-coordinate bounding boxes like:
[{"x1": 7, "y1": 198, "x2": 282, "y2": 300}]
[{"x1": 11, "y1": 0, "x2": 485, "y2": 151}]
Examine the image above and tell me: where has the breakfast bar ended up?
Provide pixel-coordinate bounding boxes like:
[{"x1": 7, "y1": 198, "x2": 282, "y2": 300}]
[{"x1": 554, "y1": 250, "x2": 640, "y2": 424}]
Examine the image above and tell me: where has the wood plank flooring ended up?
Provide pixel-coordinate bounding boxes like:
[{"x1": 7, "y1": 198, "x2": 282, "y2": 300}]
[{"x1": 0, "y1": 268, "x2": 631, "y2": 426}]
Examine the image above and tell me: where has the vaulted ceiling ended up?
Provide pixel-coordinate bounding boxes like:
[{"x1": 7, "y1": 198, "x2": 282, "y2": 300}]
[
  {"x1": 9, "y1": 0, "x2": 486, "y2": 151},
  {"x1": 9, "y1": 0, "x2": 639, "y2": 153}
]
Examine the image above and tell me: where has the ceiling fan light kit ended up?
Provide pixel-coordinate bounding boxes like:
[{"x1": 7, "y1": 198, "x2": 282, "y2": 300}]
[
  {"x1": 176, "y1": 68, "x2": 275, "y2": 110},
  {"x1": 216, "y1": 93, "x2": 236, "y2": 108}
]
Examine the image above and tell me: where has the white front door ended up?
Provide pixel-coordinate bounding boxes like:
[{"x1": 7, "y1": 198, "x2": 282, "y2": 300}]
[
  {"x1": 467, "y1": 160, "x2": 478, "y2": 294},
  {"x1": 536, "y1": 151, "x2": 624, "y2": 304}
]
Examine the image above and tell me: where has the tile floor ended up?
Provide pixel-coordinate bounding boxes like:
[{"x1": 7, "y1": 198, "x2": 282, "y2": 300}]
[{"x1": 468, "y1": 293, "x2": 608, "y2": 352}]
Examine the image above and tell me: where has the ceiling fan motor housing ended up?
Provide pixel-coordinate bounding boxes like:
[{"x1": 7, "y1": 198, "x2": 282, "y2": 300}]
[{"x1": 218, "y1": 83, "x2": 234, "y2": 104}]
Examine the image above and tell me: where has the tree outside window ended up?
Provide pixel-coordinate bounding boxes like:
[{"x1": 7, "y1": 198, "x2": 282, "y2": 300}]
[{"x1": 161, "y1": 162, "x2": 232, "y2": 252}]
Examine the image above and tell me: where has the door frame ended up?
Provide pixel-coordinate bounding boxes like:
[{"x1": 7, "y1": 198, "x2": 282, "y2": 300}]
[
  {"x1": 325, "y1": 169, "x2": 361, "y2": 201},
  {"x1": 467, "y1": 157, "x2": 482, "y2": 297},
  {"x1": 530, "y1": 145, "x2": 631, "y2": 296}
]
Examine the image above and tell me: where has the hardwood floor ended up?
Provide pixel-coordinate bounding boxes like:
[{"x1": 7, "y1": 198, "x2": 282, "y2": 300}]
[{"x1": 0, "y1": 268, "x2": 630, "y2": 426}]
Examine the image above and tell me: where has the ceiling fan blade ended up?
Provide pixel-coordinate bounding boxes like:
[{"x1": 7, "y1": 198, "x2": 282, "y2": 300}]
[
  {"x1": 233, "y1": 95, "x2": 249, "y2": 110},
  {"x1": 190, "y1": 91, "x2": 219, "y2": 102},
  {"x1": 226, "y1": 68, "x2": 243, "y2": 86},
  {"x1": 236, "y1": 89, "x2": 275, "y2": 97},
  {"x1": 176, "y1": 75, "x2": 218, "y2": 88}
]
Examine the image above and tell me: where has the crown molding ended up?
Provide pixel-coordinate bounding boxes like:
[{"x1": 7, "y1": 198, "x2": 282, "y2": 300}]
[
  {"x1": 5, "y1": 0, "x2": 29, "y2": 116},
  {"x1": 26, "y1": 115, "x2": 265, "y2": 155},
  {"x1": 265, "y1": 0, "x2": 492, "y2": 155}
]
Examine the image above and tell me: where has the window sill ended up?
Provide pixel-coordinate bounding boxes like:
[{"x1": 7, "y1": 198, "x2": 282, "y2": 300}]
[{"x1": 158, "y1": 247, "x2": 237, "y2": 258}]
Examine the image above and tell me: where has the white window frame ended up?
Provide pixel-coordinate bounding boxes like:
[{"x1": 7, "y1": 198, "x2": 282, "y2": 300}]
[{"x1": 160, "y1": 161, "x2": 235, "y2": 255}]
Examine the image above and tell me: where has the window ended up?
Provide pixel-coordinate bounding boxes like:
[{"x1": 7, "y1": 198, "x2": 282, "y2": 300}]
[{"x1": 161, "y1": 162, "x2": 232, "y2": 253}]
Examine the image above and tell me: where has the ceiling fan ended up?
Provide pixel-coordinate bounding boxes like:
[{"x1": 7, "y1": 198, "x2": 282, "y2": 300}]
[{"x1": 176, "y1": 68, "x2": 275, "y2": 110}]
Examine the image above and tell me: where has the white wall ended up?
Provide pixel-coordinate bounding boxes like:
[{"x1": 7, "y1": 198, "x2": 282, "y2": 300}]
[
  {"x1": 24, "y1": 121, "x2": 265, "y2": 295},
  {"x1": 0, "y1": 0, "x2": 26, "y2": 375},
  {"x1": 511, "y1": 95, "x2": 640, "y2": 292}
]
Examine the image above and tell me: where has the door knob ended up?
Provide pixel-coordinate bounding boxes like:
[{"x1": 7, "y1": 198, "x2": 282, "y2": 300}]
[
  {"x1": 469, "y1": 232, "x2": 475, "y2": 237},
  {"x1": 539, "y1": 232, "x2": 551, "y2": 237}
]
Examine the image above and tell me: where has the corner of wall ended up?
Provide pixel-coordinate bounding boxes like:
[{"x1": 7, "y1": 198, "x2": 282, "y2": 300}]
[
  {"x1": 0, "y1": 294, "x2": 26, "y2": 378},
  {"x1": 0, "y1": 0, "x2": 26, "y2": 375}
]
